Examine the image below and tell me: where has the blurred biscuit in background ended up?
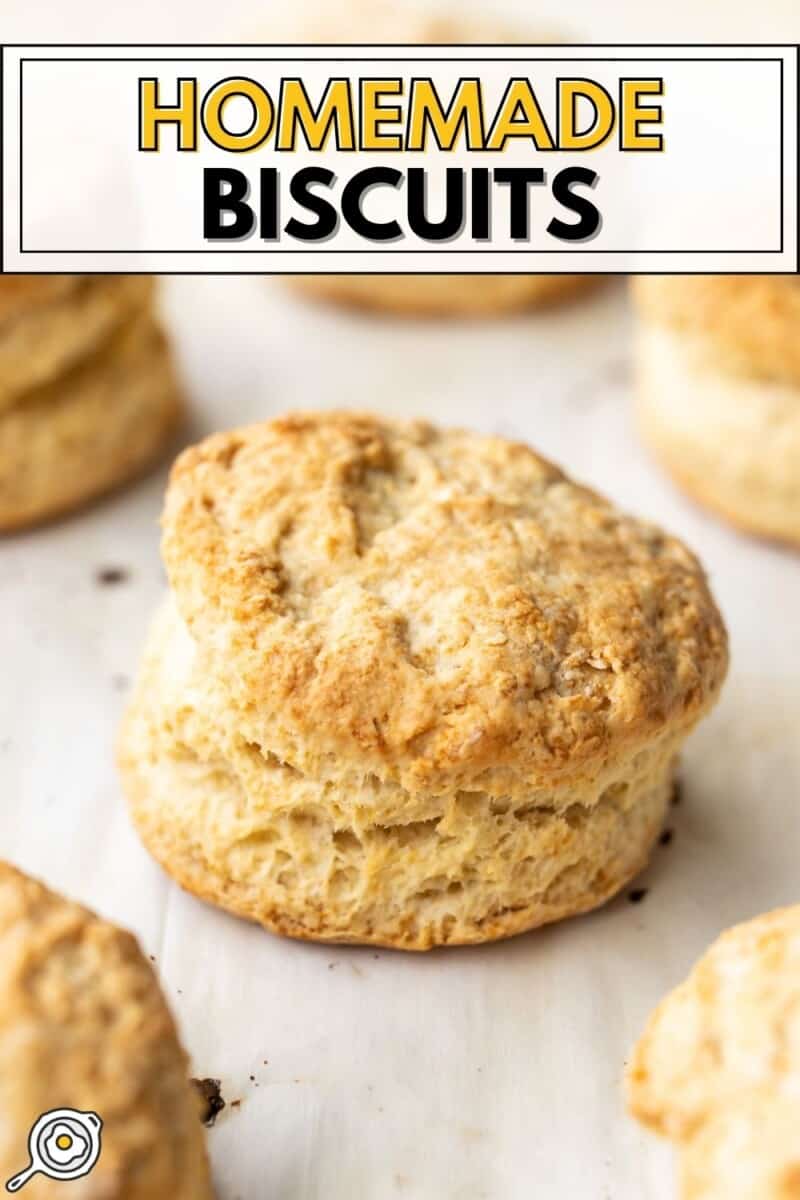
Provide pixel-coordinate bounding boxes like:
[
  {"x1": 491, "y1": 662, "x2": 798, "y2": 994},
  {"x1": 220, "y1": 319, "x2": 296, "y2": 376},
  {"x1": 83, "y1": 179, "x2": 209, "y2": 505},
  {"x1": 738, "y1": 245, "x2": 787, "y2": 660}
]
[
  {"x1": 628, "y1": 905, "x2": 800, "y2": 1200},
  {"x1": 0, "y1": 275, "x2": 183, "y2": 532},
  {"x1": 291, "y1": 272, "x2": 597, "y2": 319},
  {"x1": 0, "y1": 276, "x2": 153, "y2": 411},
  {"x1": 281, "y1": 0, "x2": 598, "y2": 317},
  {"x1": 0, "y1": 861, "x2": 213, "y2": 1199},
  {"x1": 634, "y1": 275, "x2": 800, "y2": 547},
  {"x1": 119, "y1": 411, "x2": 727, "y2": 951}
]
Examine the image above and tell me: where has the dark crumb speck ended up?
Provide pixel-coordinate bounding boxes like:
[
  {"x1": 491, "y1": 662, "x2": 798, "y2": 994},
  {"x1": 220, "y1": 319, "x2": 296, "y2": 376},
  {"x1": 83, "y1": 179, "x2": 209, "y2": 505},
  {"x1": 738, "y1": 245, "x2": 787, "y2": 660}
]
[
  {"x1": 231, "y1": 1099, "x2": 241, "y2": 1109},
  {"x1": 191, "y1": 1078, "x2": 226, "y2": 1127},
  {"x1": 628, "y1": 888, "x2": 649, "y2": 905},
  {"x1": 671, "y1": 780, "x2": 683, "y2": 807},
  {"x1": 659, "y1": 830, "x2": 674, "y2": 846},
  {"x1": 249, "y1": 1075, "x2": 255, "y2": 1082},
  {"x1": 96, "y1": 566, "x2": 130, "y2": 587},
  {"x1": 148, "y1": 955, "x2": 156, "y2": 962}
]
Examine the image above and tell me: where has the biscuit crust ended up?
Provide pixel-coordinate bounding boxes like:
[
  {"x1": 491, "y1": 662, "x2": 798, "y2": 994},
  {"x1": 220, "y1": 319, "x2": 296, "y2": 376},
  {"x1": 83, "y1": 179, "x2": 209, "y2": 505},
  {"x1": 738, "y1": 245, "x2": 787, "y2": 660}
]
[
  {"x1": 627, "y1": 906, "x2": 800, "y2": 1199},
  {"x1": 0, "y1": 314, "x2": 183, "y2": 532},
  {"x1": 0, "y1": 862, "x2": 213, "y2": 1200},
  {"x1": 162, "y1": 412, "x2": 728, "y2": 799},
  {"x1": 634, "y1": 276, "x2": 800, "y2": 387},
  {"x1": 0, "y1": 275, "x2": 154, "y2": 411}
]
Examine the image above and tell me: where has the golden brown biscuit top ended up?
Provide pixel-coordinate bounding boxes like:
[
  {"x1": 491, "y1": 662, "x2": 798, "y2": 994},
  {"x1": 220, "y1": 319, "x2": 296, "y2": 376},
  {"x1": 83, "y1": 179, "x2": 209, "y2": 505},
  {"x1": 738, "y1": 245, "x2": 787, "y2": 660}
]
[
  {"x1": 628, "y1": 906, "x2": 800, "y2": 1196},
  {"x1": 163, "y1": 413, "x2": 726, "y2": 793},
  {"x1": 0, "y1": 275, "x2": 83, "y2": 327},
  {"x1": 634, "y1": 275, "x2": 800, "y2": 385},
  {"x1": 0, "y1": 863, "x2": 210, "y2": 1200}
]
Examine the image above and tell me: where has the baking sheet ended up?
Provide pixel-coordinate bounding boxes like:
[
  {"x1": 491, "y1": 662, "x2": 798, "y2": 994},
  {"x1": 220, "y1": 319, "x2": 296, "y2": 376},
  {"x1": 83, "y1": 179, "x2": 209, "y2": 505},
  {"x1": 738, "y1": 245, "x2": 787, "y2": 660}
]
[{"x1": 2, "y1": 275, "x2": 799, "y2": 1198}]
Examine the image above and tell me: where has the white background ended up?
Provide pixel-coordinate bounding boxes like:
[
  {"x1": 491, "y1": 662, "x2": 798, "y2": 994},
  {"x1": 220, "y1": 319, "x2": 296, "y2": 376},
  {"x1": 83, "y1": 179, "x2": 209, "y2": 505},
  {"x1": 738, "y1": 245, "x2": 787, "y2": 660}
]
[{"x1": 1, "y1": 2, "x2": 800, "y2": 1199}]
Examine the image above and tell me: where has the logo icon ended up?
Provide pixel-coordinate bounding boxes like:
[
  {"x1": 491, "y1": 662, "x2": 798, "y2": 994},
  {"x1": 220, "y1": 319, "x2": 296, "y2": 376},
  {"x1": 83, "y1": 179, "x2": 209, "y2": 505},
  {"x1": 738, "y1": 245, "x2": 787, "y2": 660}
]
[{"x1": 5, "y1": 1109, "x2": 102, "y2": 1192}]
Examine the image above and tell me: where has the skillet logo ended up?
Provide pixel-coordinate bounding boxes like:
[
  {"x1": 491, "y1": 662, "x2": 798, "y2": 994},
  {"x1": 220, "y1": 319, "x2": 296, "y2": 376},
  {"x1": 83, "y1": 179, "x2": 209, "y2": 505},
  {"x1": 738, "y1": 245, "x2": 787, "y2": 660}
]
[
  {"x1": 5, "y1": 1109, "x2": 102, "y2": 1192},
  {"x1": 139, "y1": 71, "x2": 664, "y2": 247}
]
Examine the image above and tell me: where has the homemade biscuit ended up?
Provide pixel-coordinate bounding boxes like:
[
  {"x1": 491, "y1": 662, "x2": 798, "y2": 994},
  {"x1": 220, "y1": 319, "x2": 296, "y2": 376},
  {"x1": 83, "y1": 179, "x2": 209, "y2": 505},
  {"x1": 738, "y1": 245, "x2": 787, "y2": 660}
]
[
  {"x1": 634, "y1": 276, "x2": 800, "y2": 546},
  {"x1": 0, "y1": 276, "x2": 154, "y2": 412},
  {"x1": 627, "y1": 906, "x2": 800, "y2": 1199},
  {"x1": 0, "y1": 861, "x2": 213, "y2": 1199},
  {"x1": 0, "y1": 315, "x2": 182, "y2": 532},
  {"x1": 119, "y1": 411, "x2": 727, "y2": 950},
  {"x1": 287, "y1": 0, "x2": 596, "y2": 317}
]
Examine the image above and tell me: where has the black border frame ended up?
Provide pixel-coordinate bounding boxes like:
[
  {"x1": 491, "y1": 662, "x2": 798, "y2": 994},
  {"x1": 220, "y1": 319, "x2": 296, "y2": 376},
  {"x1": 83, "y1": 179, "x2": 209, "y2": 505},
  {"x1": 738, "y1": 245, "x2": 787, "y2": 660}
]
[{"x1": 2, "y1": 43, "x2": 798, "y2": 275}]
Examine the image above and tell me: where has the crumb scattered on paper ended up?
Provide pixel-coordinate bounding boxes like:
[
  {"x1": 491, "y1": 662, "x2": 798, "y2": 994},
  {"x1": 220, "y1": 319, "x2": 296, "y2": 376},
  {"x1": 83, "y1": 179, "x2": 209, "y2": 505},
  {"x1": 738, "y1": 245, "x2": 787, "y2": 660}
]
[{"x1": 192, "y1": 1077, "x2": 226, "y2": 1126}]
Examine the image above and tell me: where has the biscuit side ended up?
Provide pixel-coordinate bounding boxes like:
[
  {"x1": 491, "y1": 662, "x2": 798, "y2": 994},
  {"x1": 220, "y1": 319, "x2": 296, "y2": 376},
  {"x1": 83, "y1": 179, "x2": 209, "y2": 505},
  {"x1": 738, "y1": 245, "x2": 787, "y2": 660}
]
[
  {"x1": 120, "y1": 597, "x2": 682, "y2": 950},
  {"x1": 636, "y1": 323, "x2": 800, "y2": 546},
  {"x1": 0, "y1": 275, "x2": 155, "y2": 412},
  {"x1": 289, "y1": 274, "x2": 598, "y2": 318},
  {"x1": 633, "y1": 276, "x2": 800, "y2": 386},
  {"x1": 0, "y1": 314, "x2": 182, "y2": 532}
]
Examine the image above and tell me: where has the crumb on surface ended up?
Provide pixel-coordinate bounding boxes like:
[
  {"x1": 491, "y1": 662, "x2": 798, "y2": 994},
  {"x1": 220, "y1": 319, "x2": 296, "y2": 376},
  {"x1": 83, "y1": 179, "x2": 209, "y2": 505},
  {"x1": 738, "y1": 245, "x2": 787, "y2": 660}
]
[
  {"x1": 191, "y1": 1078, "x2": 225, "y2": 1127},
  {"x1": 96, "y1": 566, "x2": 130, "y2": 586},
  {"x1": 628, "y1": 888, "x2": 649, "y2": 904},
  {"x1": 659, "y1": 829, "x2": 674, "y2": 846}
]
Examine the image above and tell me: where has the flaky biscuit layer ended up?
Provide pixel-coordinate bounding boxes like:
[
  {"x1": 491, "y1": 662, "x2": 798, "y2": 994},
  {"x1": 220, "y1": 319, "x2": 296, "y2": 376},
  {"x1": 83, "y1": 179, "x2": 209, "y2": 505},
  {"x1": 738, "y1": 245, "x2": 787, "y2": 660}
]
[
  {"x1": 162, "y1": 412, "x2": 727, "y2": 798},
  {"x1": 637, "y1": 323, "x2": 800, "y2": 546},
  {"x1": 628, "y1": 906, "x2": 800, "y2": 1199},
  {"x1": 0, "y1": 862, "x2": 213, "y2": 1200},
  {"x1": 0, "y1": 314, "x2": 183, "y2": 532},
  {"x1": 120, "y1": 598, "x2": 679, "y2": 950}
]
